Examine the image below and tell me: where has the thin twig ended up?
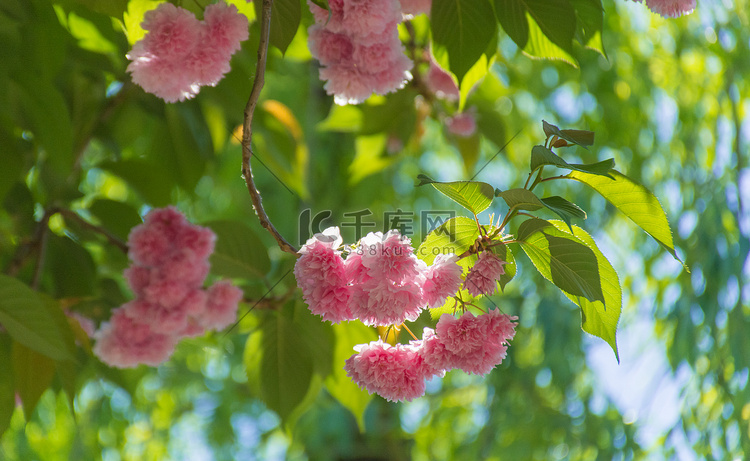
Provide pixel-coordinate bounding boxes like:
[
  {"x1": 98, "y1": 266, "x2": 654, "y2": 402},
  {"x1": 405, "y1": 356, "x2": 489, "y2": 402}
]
[
  {"x1": 52, "y1": 208, "x2": 128, "y2": 254},
  {"x1": 241, "y1": 0, "x2": 298, "y2": 256}
]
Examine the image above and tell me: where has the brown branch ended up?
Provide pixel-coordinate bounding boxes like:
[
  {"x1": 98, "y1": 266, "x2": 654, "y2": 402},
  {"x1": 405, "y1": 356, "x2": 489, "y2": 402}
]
[{"x1": 241, "y1": 0, "x2": 298, "y2": 256}]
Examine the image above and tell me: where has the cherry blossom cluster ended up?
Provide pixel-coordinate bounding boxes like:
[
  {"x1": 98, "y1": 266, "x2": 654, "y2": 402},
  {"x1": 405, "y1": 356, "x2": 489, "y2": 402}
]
[
  {"x1": 630, "y1": 0, "x2": 696, "y2": 18},
  {"x1": 94, "y1": 207, "x2": 243, "y2": 368},
  {"x1": 345, "y1": 309, "x2": 517, "y2": 401},
  {"x1": 306, "y1": 0, "x2": 413, "y2": 105},
  {"x1": 127, "y1": 2, "x2": 249, "y2": 102},
  {"x1": 294, "y1": 227, "x2": 516, "y2": 401}
]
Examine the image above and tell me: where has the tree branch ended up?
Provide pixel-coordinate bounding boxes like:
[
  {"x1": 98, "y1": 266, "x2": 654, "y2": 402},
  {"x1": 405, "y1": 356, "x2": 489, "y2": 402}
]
[
  {"x1": 241, "y1": 0, "x2": 298, "y2": 256},
  {"x1": 52, "y1": 207, "x2": 128, "y2": 254}
]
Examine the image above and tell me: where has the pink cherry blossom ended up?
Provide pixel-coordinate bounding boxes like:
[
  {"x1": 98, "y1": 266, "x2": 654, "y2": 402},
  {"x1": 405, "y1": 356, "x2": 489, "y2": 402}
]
[
  {"x1": 294, "y1": 227, "x2": 354, "y2": 322},
  {"x1": 422, "y1": 253, "x2": 462, "y2": 308},
  {"x1": 143, "y1": 279, "x2": 190, "y2": 309},
  {"x1": 344, "y1": 340, "x2": 431, "y2": 402},
  {"x1": 425, "y1": 58, "x2": 459, "y2": 101},
  {"x1": 341, "y1": 0, "x2": 401, "y2": 39},
  {"x1": 446, "y1": 112, "x2": 477, "y2": 137},
  {"x1": 349, "y1": 278, "x2": 423, "y2": 326},
  {"x1": 127, "y1": 2, "x2": 249, "y2": 102},
  {"x1": 644, "y1": 0, "x2": 695, "y2": 17},
  {"x1": 308, "y1": 27, "x2": 354, "y2": 65},
  {"x1": 308, "y1": 0, "x2": 346, "y2": 32},
  {"x1": 399, "y1": 0, "x2": 431, "y2": 16},
  {"x1": 194, "y1": 281, "x2": 243, "y2": 330},
  {"x1": 463, "y1": 251, "x2": 506, "y2": 296},
  {"x1": 359, "y1": 230, "x2": 421, "y2": 282},
  {"x1": 94, "y1": 308, "x2": 177, "y2": 368},
  {"x1": 127, "y1": 222, "x2": 171, "y2": 267}
]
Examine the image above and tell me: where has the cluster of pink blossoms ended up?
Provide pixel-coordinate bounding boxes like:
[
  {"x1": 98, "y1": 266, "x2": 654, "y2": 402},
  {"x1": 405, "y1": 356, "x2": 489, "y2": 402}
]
[
  {"x1": 294, "y1": 227, "x2": 516, "y2": 401},
  {"x1": 631, "y1": 0, "x2": 695, "y2": 18},
  {"x1": 127, "y1": 2, "x2": 249, "y2": 102},
  {"x1": 307, "y1": 0, "x2": 413, "y2": 104},
  {"x1": 94, "y1": 207, "x2": 243, "y2": 368},
  {"x1": 345, "y1": 309, "x2": 517, "y2": 401}
]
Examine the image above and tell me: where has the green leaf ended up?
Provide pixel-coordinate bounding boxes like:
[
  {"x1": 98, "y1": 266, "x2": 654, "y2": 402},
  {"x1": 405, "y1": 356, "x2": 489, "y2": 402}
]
[
  {"x1": 431, "y1": 0, "x2": 497, "y2": 82},
  {"x1": 163, "y1": 104, "x2": 211, "y2": 192},
  {"x1": 567, "y1": 170, "x2": 683, "y2": 265},
  {"x1": 493, "y1": 244, "x2": 517, "y2": 291},
  {"x1": 417, "y1": 216, "x2": 480, "y2": 265},
  {"x1": 518, "y1": 221, "x2": 605, "y2": 305},
  {"x1": 530, "y1": 145, "x2": 613, "y2": 177},
  {"x1": 516, "y1": 216, "x2": 553, "y2": 241},
  {"x1": 540, "y1": 196, "x2": 586, "y2": 230},
  {"x1": 325, "y1": 322, "x2": 377, "y2": 429},
  {"x1": 496, "y1": 188, "x2": 545, "y2": 212},
  {"x1": 548, "y1": 220, "x2": 620, "y2": 360},
  {"x1": 541, "y1": 120, "x2": 595, "y2": 148},
  {"x1": 495, "y1": 0, "x2": 577, "y2": 64},
  {"x1": 45, "y1": 235, "x2": 97, "y2": 298},
  {"x1": 0, "y1": 276, "x2": 75, "y2": 361},
  {"x1": 244, "y1": 302, "x2": 314, "y2": 422},
  {"x1": 98, "y1": 159, "x2": 175, "y2": 207},
  {"x1": 205, "y1": 220, "x2": 271, "y2": 279},
  {"x1": 417, "y1": 175, "x2": 494, "y2": 215},
  {"x1": 12, "y1": 341, "x2": 56, "y2": 421},
  {"x1": 0, "y1": 337, "x2": 15, "y2": 435},
  {"x1": 570, "y1": 0, "x2": 605, "y2": 56},
  {"x1": 88, "y1": 199, "x2": 143, "y2": 241},
  {"x1": 122, "y1": 0, "x2": 163, "y2": 44},
  {"x1": 256, "y1": 0, "x2": 300, "y2": 54},
  {"x1": 70, "y1": 0, "x2": 130, "y2": 19}
]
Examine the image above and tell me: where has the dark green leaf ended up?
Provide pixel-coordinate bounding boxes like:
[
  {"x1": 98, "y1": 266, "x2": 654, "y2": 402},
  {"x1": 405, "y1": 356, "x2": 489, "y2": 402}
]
[
  {"x1": 12, "y1": 341, "x2": 56, "y2": 421},
  {"x1": 540, "y1": 195, "x2": 586, "y2": 230},
  {"x1": 518, "y1": 225, "x2": 605, "y2": 304},
  {"x1": 0, "y1": 276, "x2": 76, "y2": 361},
  {"x1": 88, "y1": 199, "x2": 143, "y2": 241},
  {"x1": 431, "y1": 0, "x2": 496, "y2": 82},
  {"x1": 325, "y1": 322, "x2": 377, "y2": 429},
  {"x1": 548, "y1": 221, "x2": 620, "y2": 360},
  {"x1": 0, "y1": 336, "x2": 15, "y2": 435},
  {"x1": 416, "y1": 175, "x2": 494, "y2": 215},
  {"x1": 493, "y1": 244, "x2": 516, "y2": 291},
  {"x1": 496, "y1": 188, "x2": 545, "y2": 212},
  {"x1": 98, "y1": 159, "x2": 175, "y2": 207},
  {"x1": 570, "y1": 0, "x2": 605, "y2": 56},
  {"x1": 495, "y1": 0, "x2": 577, "y2": 63},
  {"x1": 45, "y1": 235, "x2": 97, "y2": 298},
  {"x1": 205, "y1": 220, "x2": 271, "y2": 279},
  {"x1": 164, "y1": 104, "x2": 211, "y2": 192},
  {"x1": 256, "y1": 0, "x2": 300, "y2": 54},
  {"x1": 542, "y1": 120, "x2": 595, "y2": 148},
  {"x1": 568, "y1": 170, "x2": 684, "y2": 266},
  {"x1": 531, "y1": 145, "x2": 614, "y2": 177},
  {"x1": 244, "y1": 301, "x2": 314, "y2": 422},
  {"x1": 517, "y1": 217, "x2": 551, "y2": 242}
]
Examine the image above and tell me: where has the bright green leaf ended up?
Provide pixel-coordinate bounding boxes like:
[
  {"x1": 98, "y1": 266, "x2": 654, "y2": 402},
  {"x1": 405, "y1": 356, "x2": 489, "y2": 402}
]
[
  {"x1": 431, "y1": 0, "x2": 496, "y2": 82},
  {"x1": 0, "y1": 276, "x2": 75, "y2": 361},
  {"x1": 567, "y1": 170, "x2": 683, "y2": 265},
  {"x1": 122, "y1": 0, "x2": 163, "y2": 44},
  {"x1": 570, "y1": 0, "x2": 605, "y2": 56},
  {"x1": 493, "y1": 244, "x2": 517, "y2": 291},
  {"x1": 417, "y1": 175, "x2": 494, "y2": 215},
  {"x1": 417, "y1": 217, "x2": 480, "y2": 265},
  {"x1": 206, "y1": 220, "x2": 271, "y2": 279}
]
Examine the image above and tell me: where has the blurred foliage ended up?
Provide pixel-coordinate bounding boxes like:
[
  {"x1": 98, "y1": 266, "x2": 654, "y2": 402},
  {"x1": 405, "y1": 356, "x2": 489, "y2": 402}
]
[{"x1": 0, "y1": 0, "x2": 748, "y2": 459}]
